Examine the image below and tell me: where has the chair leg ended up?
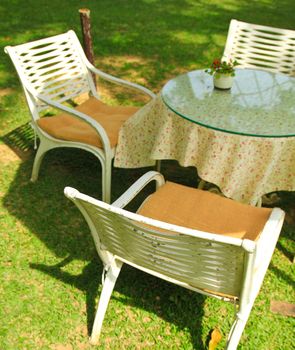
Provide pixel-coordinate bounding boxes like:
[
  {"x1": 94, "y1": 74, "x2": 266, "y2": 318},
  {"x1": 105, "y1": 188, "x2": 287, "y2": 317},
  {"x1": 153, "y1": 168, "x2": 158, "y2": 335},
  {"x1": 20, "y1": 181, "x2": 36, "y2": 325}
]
[
  {"x1": 89, "y1": 261, "x2": 123, "y2": 345},
  {"x1": 102, "y1": 158, "x2": 112, "y2": 203},
  {"x1": 30, "y1": 141, "x2": 50, "y2": 182},
  {"x1": 155, "y1": 160, "x2": 161, "y2": 172},
  {"x1": 198, "y1": 179, "x2": 207, "y2": 189},
  {"x1": 226, "y1": 304, "x2": 252, "y2": 350}
]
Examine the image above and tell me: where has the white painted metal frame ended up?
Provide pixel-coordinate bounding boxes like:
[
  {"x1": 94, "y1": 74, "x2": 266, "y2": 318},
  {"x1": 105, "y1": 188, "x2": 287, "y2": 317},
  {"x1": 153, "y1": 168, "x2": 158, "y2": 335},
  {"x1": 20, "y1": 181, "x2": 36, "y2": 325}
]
[
  {"x1": 223, "y1": 19, "x2": 295, "y2": 76},
  {"x1": 64, "y1": 170, "x2": 285, "y2": 349},
  {"x1": 4, "y1": 31, "x2": 155, "y2": 203}
]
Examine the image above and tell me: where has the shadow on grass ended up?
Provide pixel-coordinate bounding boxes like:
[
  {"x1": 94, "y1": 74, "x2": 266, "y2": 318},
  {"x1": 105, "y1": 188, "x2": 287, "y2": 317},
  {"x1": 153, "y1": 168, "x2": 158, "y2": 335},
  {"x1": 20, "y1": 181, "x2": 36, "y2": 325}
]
[
  {"x1": 268, "y1": 262, "x2": 295, "y2": 290},
  {"x1": 30, "y1": 258, "x2": 207, "y2": 349},
  {"x1": 1, "y1": 122, "x2": 34, "y2": 160},
  {"x1": 275, "y1": 241, "x2": 294, "y2": 263},
  {"x1": 30, "y1": 256, "x2": 102, "y2": 336}
]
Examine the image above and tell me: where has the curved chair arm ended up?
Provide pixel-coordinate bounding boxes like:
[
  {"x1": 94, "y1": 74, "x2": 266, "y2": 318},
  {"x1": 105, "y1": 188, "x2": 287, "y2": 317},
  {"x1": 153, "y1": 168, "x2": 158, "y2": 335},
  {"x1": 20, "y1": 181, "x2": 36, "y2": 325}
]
[
  {"x1": 30, "y1": 90, "x2": 113, "y2": 153},
  {"x1": 112, "y1": 171, "x2": 165, "y2": 208},
  {"x1": 65, "y1": 29, "x2": 156, "y2": 99},
  {"x1": 85, "y1": 61, "x2": 156, "y2": 99}
]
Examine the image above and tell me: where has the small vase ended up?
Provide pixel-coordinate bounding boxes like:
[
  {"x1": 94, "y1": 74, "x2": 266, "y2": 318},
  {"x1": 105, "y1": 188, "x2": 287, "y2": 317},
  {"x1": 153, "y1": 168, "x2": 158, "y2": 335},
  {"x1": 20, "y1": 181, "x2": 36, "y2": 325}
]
[{"x1": 213, "y1": 73, "x2": 233, "y2": 90}]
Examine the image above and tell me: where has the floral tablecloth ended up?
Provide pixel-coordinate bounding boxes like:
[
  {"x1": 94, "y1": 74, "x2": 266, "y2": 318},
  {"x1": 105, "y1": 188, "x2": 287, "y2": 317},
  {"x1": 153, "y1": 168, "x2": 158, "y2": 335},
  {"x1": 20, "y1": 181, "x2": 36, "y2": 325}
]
[{"x1": 114, "y1": 93, "x2": 295, "y2": 205}]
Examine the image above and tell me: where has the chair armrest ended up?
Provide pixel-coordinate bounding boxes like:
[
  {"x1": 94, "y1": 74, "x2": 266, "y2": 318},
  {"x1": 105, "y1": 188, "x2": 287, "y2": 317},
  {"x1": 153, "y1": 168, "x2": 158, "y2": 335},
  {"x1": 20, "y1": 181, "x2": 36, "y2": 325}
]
[
  {"x1": 112, "y1": 171, "x2": 165, "y2": 208},
  {"x1": 250, "y1": 207, "x2": 285, "y2": 299},
  {"x1": 85, "y1": 61, "x2": 156, "y2": 99},
  {"x1": 255, "y1": 208, "x2": 285, "y2": 262},
  {"x1": 30, "y1": 90, "x2": 112, "y2": 153}
]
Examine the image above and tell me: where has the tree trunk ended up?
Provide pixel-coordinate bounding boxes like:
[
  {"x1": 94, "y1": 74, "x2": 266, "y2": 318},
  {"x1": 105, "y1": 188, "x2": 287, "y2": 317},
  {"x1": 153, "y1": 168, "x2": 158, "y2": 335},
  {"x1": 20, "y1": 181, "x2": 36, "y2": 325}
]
[{"x1": 79, "y1": 8, "x2": 97, "y2": 88}]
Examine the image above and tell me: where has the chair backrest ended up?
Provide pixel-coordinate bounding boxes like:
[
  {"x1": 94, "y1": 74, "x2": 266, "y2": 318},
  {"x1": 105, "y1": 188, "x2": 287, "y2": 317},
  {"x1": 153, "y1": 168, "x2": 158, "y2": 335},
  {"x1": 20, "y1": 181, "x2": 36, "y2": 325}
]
[
  {"x1": 223, "y1": 19, "x2": 295, "y2": 76},
  {"x1": 65, "y1": 187, "x2": 261, "y2": 300},
  {"x1": 4, "y1": 30, "x2": 97, "y2": 115}
]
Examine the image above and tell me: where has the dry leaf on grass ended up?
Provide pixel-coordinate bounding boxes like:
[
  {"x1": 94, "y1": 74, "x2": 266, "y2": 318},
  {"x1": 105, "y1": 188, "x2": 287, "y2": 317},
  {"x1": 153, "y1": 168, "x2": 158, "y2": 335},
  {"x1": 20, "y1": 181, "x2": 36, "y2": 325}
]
[{"x1": 208, "y1": 328, "x2": 222, "y2": 350}]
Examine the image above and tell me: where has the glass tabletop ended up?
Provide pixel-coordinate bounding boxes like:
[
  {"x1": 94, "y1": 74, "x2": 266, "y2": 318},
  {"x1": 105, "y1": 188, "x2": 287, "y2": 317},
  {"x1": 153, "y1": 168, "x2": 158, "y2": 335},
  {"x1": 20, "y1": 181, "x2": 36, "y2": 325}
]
[{"x1": 161, "y1": 69, "x2": 295, "y2": 137}]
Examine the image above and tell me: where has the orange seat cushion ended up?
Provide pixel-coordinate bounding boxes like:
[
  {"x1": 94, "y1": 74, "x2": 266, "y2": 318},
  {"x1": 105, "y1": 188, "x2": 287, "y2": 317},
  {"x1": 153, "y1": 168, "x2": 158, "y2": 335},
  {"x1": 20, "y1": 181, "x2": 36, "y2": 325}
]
[
  {"x1": 37, "y1": 97, "x2": 139, "y2": 148},
  {"x1": 138, "y1": 182, "x2": 272, "y2": 241}
]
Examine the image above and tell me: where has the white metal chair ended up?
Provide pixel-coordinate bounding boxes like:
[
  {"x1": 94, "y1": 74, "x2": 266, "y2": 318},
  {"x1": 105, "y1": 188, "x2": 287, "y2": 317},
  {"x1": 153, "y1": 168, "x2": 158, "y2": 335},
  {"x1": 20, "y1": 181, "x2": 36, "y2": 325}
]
[
  {"x1": 223, "y1": 19, "x2": 295, "y2": 76},
  {"x1": 5, "y1": 30, "x2": 155, "y2": 203},
  {"x1": 64, "y1": 170, "x2": 285, "y2": 349}
]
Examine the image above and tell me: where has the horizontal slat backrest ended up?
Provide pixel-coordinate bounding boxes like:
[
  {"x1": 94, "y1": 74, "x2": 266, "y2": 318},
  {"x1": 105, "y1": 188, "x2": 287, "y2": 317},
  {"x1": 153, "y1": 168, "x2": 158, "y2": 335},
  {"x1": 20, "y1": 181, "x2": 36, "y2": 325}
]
[
  {"x1": 79, "y1": 199, "x2": 246, "y2": 297},
  {"x1": 6, "y1": 31, "x2": 93, "y2": 111},
  {"x1": 223, "y1": 20, "x2": 295, "y2": 76}
]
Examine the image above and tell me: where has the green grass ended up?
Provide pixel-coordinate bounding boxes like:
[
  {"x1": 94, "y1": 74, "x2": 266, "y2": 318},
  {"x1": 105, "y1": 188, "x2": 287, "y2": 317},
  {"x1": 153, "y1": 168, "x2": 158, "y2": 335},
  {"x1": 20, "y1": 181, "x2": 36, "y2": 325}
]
[{"x1": 0, "y1": 1, "x2": 294, "y2": 349}]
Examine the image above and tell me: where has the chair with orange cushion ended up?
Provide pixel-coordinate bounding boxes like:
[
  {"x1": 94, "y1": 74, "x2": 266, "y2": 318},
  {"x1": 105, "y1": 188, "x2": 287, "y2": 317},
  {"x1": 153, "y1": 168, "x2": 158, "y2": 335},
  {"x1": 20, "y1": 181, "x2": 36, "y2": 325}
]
[
  {"x1": 64, "y1": 170, "x2": 285, "y2": 349},
  {"x1": 5, "y1": 31, "x2": 155, "y2": 203}
]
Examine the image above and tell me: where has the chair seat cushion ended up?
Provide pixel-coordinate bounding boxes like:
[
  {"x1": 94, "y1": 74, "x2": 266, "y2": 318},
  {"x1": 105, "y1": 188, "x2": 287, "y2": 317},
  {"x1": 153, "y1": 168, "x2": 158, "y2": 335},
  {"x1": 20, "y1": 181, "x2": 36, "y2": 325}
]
[
  {"x1": 37, "y1": 97, "x2": 139, "y2": 148},
  {"x1": 138, "y1": 182, "x2": 272, "y2": 240}
]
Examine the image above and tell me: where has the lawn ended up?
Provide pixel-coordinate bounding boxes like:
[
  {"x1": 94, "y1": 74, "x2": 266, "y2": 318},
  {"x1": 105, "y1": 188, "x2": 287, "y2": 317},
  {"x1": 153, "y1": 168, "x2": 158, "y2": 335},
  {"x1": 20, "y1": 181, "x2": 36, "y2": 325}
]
[{"x1": 0, "y1": 1, "x2": 294, "y2": 349}]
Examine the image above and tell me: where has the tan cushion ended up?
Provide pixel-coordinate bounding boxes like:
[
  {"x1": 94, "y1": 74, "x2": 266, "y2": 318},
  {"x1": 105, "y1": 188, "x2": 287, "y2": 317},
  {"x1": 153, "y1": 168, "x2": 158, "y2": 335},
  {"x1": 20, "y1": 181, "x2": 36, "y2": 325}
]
[
  {"x1": 37, "y1": 97, "x2": 139, "y2": 148},
  {"x1": 138, "y1": 182, "x2": 272, "y2": 241}
]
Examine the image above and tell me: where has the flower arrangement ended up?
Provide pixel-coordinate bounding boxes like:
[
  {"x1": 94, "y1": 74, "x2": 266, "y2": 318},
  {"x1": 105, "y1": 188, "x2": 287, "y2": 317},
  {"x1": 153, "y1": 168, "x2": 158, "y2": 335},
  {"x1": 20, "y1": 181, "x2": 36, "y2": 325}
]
[{"x1": 205, "y1": 59, "x2": 238, "y2": 77}]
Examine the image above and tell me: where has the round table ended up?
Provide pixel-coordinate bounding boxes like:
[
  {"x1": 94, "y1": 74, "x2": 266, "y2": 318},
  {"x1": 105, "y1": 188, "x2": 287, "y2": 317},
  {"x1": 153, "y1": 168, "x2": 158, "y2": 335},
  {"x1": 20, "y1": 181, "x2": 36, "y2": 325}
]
[
  {"x1": 161, "y1": 69, "x2": 295, "y2": 137},
  {"x1": 115, "y1": 69, "x2": 295, "y2": 205}
]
